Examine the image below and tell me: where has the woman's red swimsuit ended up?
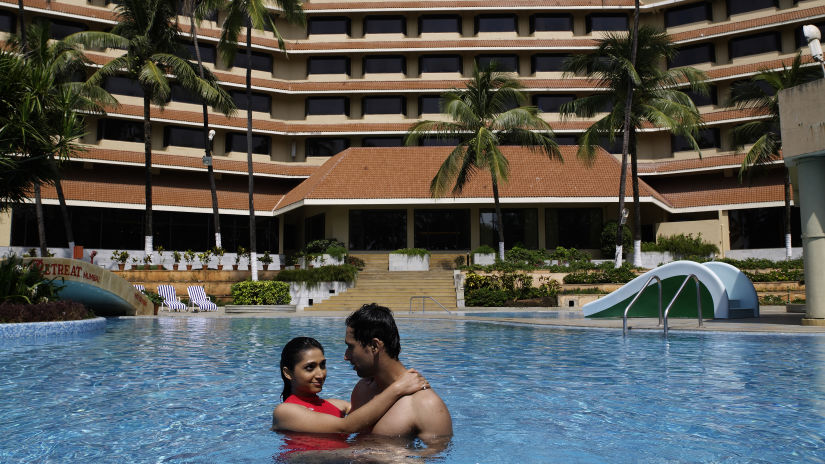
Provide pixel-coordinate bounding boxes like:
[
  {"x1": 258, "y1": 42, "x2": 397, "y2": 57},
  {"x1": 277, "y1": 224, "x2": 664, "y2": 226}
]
[
  {"x1": 283, "y1": 394, "x2": 344, "y2": 418},
  {"x1": 279, "y1": 394, "x2": 350, "y2": 455}
]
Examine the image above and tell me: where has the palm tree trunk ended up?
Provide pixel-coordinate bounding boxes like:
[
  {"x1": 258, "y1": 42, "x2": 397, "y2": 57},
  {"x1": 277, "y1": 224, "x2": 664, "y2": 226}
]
[
  {"x1": 33, "y1": 183, "x2": 47, "y2": 256},
  {"x1": 190, "y1": 11, "x2": 222, "y2": 250},
  {"x1": 784, "y1": 167, "x2": 792, "y2": 259},
  {"x1": 48, "y1": 154, "x2": 74, "y2": 251},
  {"x1": 630, "y1": 129, "x2": 642, "y2": 267},
  {"x1": 143, "y1": 93, "x2": 153, "y2": 256},
  {"x1": 491, "y1": 172, "x2": 505, "y2": 260},
  {"x1": 245, "y1": 20, "x2": 258, "y2": 281},
  {"x1": 17, "y1": 0, "x2": 26, "y2": 52}
]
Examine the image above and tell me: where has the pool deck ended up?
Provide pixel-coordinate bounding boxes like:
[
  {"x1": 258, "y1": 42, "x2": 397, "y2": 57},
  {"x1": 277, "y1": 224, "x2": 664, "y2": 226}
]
[{"x1": 150, "y1": 305, "x2": 825, "y2": 334}]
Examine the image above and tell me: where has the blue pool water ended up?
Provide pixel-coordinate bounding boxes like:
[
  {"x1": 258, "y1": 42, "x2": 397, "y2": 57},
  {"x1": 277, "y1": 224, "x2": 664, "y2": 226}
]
[
  {"x1": 463, "y1": 310, "x2": 585, "y2": 319},
  {"x1": 2, "y1": 317, "x2": 825, "y2": 462}
]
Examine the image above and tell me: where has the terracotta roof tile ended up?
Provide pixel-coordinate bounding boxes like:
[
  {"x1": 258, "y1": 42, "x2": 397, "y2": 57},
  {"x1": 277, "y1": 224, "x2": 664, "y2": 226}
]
[
  {"x1": 638, "y1": 153, "x2": 748, "y2": 174},
  {"x1": 303, "y1": 0, "x2": 635, "y2": 11},
  {"x1": 650, "y1": 171, "x2": 788, "y2": 208}
]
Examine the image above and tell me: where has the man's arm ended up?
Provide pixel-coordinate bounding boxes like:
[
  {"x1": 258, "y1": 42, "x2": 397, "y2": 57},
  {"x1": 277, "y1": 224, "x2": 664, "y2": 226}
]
[{"x1": 414, "y1": 390, "x2": 453, "y2": 442}]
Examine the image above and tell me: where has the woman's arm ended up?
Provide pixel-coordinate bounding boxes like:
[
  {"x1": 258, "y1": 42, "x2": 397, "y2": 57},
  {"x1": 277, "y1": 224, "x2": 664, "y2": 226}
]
[{"x1": 272, "y1": 369, "x2": 428, "y2": 433}]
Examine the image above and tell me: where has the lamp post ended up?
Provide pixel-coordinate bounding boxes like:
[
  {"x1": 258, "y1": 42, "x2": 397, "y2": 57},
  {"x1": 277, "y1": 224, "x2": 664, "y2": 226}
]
[{"x1": 803, "y1": 24, "x2": 825, "y2": 78}]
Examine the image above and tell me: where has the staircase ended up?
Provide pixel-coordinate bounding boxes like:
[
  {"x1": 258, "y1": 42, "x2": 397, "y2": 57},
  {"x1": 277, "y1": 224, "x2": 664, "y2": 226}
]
[{"x1": 304, "y1": 253, "x2": 458, "y2": 313}]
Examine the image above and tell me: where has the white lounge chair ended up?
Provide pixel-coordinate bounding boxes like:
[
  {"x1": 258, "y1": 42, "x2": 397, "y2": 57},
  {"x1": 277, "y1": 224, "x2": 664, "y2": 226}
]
[
  {"x1": 187, "y1": 285, "x2": 217, "y2": 312},
  {"x1": 157, "y1": 285, "x2": 186, "y2": 312}
]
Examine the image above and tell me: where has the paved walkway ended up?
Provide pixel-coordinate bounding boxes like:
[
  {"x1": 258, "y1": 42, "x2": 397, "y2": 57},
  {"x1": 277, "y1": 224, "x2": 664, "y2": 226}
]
[{"x1": 148, "y1": 305, "x2": 825, "y2": 334}]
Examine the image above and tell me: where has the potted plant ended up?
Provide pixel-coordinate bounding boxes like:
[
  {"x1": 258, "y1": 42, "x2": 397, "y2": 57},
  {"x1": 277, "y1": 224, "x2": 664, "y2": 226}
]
[
  {"x1": 472, "y1": 245, "x2": 496, "y2": 266},
  {"x1": 155, "y1": 246, "x2": 165, "y2": 269},
  {"x1": 183, "y1": 250, "x2": 196, "y2": 270},
  {"x1": 234, "y1": 246, "x2": 246, "y2": 271},
  {"x1": 260, "y1": 251, "x2": 273, "y2": 270},
  {"x1": 142, "y1": 253, "x2": 153, "y2": 270},
  {"x1": 112, "y1": 250, "x2": 129, "y2": 270},
  {"x1": 212, "y1": 246, "x2": 225, "y2": 270},
  {"x1": 172, "y1": 251, "x2": 182, "y2": 270},
  {"x1": 389, "y1": 248, "x2": 430, "y2": 271},
  {"x1": 141, "y1": 290, "x2": 164, "y2": 316},
  {"x1": 284, "y1": 253, "x2": 299, "y2": 270},
  {"x1": 197, "y1": 250, "x2": 212, "y2": 270},
  {"x1": 130, "y1": 257, "x2": 140, "y2": 270}
]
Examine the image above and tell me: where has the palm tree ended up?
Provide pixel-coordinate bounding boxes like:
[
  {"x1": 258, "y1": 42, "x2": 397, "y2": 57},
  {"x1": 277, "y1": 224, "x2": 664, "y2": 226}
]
[
  {"x1": 405, "y1": 64, "x2": 561, "y2": 259},
  {"x1": 562, "y1": 26, "x2": 707, "y2": 267},
  {"x1": 730, "y1": 53, "x2": 819, "y2": 259},
  {"x1": 219, "y1": 0, "x2": 304, "y2": 280},
  {"x1": 73, "y1": 0, "x2": 235, "y2": 256}
]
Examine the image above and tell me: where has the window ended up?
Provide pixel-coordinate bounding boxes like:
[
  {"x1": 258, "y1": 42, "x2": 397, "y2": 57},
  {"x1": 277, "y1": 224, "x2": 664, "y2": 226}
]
[
  {"x1": 305, "y1": 214, "x2": 325, "y2": 244},
  {"x1": 419, "y1": 55, "x2": 463, "y2": 73},
  {"x1": 169, "y1": 84, "x2": 200, "y2": 104},
  {"x1": 531, "y1": 54, "x2": 570, "y2": 72},
  {"x1": 530, "y1": 14, "x2": 572, "y2": 32},
  {"x1": 0, "y1": 11, "x2": 15, "y2": 32},
  {"x1": 308, "y1": 16, "x2": 350, "y2": 35},
  {"x1": 729, "y1": 206, "x2": 801, "y2": 249},
  {"x1": 419, "y1": 15, "x2": 461, "y2": 34},
  {"x1": 362, "y1": 137, "x2": 403, "y2": 147},
  {"x1": 729, "y1": 32, "x2": 781, "y2": 59},
  {"x1": 364, "y1": 16, "x2": 406, "y2": 34},
  {"x1": 419, "y1": 95, "x2": 443, "y2": 114},
  {"x1": 104, "y1": 76, "x2": 143, "y2": 97},
  {"x1": 363, "y1": 55, "x2": 406, "y2": 74},
  {"x1": 727, "y1": 0, "x2": 776, "y2": 16},
  {"x1": 178, "y1": 42, "x2": 216, "y2": 63},
  {"x1": 555, "y1": 135, "x2": 578, "y2": 145},
  {"x1": 669, "y1": 43, "x2": 715, "y2": 67},
  {"x1": 230, "y1": 90, "x2": 271, "y2": 113},
  {"x1": 546, "y1": 208, "x2": 602, "y2": 249},
  {"x1": 730, "y1": 79, "x2": 776, "y2": 97},
  {"x1": 414, "y1": 209, "x2": 470, "y2": 250},
  {"x1": 307, "y1": 56, "x2": 350, "y2": 75},
  {"x1": 586, "y1": 14, "x2": 627, "y2": 32},
  {"x1": 362, "y1": 96, "x2": 406, "y2": 115},
  {"x1": 672, "y1": 128, "x2": 721, "y2": 151},
  {"x1": 163, "y1": 126, "x2": 205, "y2": 149},
  {"x1": 306, "y1": 97, "x2": 350, "y2": 116},
  {"x1": 48, "y1": 19, "x2": 88, "y2": 39},
  {"x1": 306, "y1": 138, "x2": 350, "y2": 156},
  {"x1": 349, "y1": 209, "x2": 407, "y2": 250},
  {"x1": 232, "y1": 51, "x2": 273, "y2": 72},
  {"x1": 480, "y1": 208, "x2": 538, "y2": 249},
  {"x1": 225, "y1": 132, "x2": 271, "y2": 154},
  {"x1": 684, "y1": 86, "x2": 718, "y2": 106},
  {"x1": 420, "y1": 137, "x2": 461, "y2": 146},
  {"x1": 97, "y1": 118, "x2": 143, "y2": 143},
  {"x1": 534, "y1": 94, "x2": 575, "y2": 112},
  {"x1": 475, "y1": 14, "x2": 517, "y2": 33},
  {"x1": 476, "y1": 54, "x2": 519, "y2": 72},
  {"x1": 600, "y1": 138, "x2": 623, "y2": 153},
  {"x1": 664, "y1": 2, "x2": 711, "y2": 28}
]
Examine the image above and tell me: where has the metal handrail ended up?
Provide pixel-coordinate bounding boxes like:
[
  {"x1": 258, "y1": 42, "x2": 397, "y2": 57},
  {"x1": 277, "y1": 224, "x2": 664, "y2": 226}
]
[
  {"x1": 409, "y1": 296, "x2": 451, "y2": 314},
  {"x1": 663, "y1": 274, "x2": 703, "y2": 336},
  {"x1": 623, "y1": 275, "x2": 662, "y2": 336}
]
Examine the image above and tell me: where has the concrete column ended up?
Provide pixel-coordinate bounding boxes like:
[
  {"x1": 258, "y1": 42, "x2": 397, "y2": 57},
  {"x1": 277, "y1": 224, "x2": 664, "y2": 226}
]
[
  {"x1": 0, "y1": 209, "x2": 11, "y2": 247},
  {"x1": 796, "y1": 155, "x2": 825, "y2": 322}
]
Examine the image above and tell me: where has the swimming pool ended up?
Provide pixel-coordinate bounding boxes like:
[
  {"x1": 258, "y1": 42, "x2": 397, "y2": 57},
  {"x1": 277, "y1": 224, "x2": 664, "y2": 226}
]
[{"x1": 2, "y1": 317, "x2": 824, "y2": 462}]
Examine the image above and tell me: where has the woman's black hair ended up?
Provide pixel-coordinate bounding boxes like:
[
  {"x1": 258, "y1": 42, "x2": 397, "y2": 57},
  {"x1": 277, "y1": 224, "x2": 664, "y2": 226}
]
[{"x1": 280, "y1": 336, "x2": 324, "y2": 401}]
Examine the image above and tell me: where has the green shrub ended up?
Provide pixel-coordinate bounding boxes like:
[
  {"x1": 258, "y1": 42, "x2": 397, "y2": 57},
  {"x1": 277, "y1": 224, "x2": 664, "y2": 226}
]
[
  {"x1": 141, "y1": 290, "x2": 164, "y2": 306},
  {"x1": 463, "y1": 271, "x2": 561, "y2": 304},
  {"x1": 471, "y1": 245, "x2": 496, "y2": 255},
  {"x1": 465, "y1": 288, "x2": 509, "y2": 307},
  {"x1": 563, "y1": 264, "x2": 637, "y2": 284},
  {"x1": 0, "y1": 300, "x2": 93, "y2": 323},
  {"x1": 304, "y1": 239, "x2": 345, "y2": 254},
  {"x1": 759, "y1": 294, "x2": 784, "y2": 305},
  {"x1": 601, "y1": 222, "x2": 631, "y2": 259},
  {"x1": 548, "y1": 246, "x2": 591, "y2": 263},
  {"x1": 646, "y1": 233, "x2": 719, "y2": 258},
  {"x1": 0, "y1": 255, "x2": 64, "y2": 304},
  {"x1": 744, "y1": 269, "x2": 804, "y2": 282},
  {"x1": 560, "y1": 287, "x2": 609, "y2": 295},
  {"x1": 392, "y1": 248, "x2": 430, "y2": 257},
  {"x1": 791, "y1": 297, "x2": 806, "y2": 304},
  {"x1": 454, "y1": 256, "x2": 466, "y2": 268},
  {"x1": 231, "y1": 280, "x2": 291, "y2": 305},
  {"x1": 716, "y1": 258, "x2": 804, "y2": 270},
  {"x1": 504, "y1": 246, "x2": 545, "y2": 267},
  {"x1": 345, "y1": 255, "x2": 365, "y2": 270},
  {"x1": 275, "y1": 264, "x2": 358, "y2": 286}
]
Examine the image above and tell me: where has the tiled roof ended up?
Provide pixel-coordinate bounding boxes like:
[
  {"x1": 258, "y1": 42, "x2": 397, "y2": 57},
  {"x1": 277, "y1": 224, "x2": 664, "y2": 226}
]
[
  {"x1": 638, "y1": 153, "x2": 748, "y2": 175},
  {"x1": 303, "y1": 0, "x2": 635, "y2": 11},
  {"x1": 652, "y1": 171, "x2": 788, "y2": 209},
  {"x1": 670, "y1": 6, "x2": 825, "y2": 43},
  {"x1": 704, "y1": 55, "x2": 820, "y2": 81}
]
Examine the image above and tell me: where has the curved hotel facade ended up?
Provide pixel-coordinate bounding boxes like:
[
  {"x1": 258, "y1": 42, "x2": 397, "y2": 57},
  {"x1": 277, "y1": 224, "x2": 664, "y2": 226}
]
[{"x1": 0, "y1": 0, "x2": 818, "y2": 256}]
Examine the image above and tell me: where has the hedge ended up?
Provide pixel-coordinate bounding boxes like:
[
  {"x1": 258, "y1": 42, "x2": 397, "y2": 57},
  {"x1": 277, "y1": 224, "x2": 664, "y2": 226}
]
[{"x1": 231, "y1": 280, "x2": 291, "y2": 305}]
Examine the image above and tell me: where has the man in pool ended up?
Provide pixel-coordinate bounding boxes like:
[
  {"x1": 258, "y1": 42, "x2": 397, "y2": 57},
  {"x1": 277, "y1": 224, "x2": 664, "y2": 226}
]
[{"x1": 344, "y1": 303, "x2": 453, "y2": 442}]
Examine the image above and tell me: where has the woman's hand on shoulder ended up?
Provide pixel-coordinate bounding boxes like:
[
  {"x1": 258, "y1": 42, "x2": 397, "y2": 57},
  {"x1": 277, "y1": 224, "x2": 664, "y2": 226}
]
[{"x1": 391, "y1": 368, "x2": 429, "y2": 397}]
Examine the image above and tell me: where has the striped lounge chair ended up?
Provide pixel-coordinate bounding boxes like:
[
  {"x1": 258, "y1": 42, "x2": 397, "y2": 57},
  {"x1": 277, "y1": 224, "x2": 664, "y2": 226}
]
[
  {"x1": 133, "y1": 284, "x2": 145, "y2": 292},
  {"x1": 187, "y1": 286, "x2": 217, "y2": 312},
  {"x1": 157, "y1": 285, "x2": 187, "y2": 312}
]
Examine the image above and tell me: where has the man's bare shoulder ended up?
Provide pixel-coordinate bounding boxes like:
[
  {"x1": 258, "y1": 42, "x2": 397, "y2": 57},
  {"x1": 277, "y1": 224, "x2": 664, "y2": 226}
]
[{"x1": 412, "y1": 388, "x2": 452, "y2": 438}]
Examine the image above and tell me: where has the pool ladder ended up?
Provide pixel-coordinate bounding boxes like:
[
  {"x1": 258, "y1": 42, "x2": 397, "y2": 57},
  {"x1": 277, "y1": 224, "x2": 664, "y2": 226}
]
[
  {"x1": 409, "y1": 296, "x2": 451, "y2": 314},
  {"x1": 623, "y1": 274, "x2": 703, "y2": 337}
]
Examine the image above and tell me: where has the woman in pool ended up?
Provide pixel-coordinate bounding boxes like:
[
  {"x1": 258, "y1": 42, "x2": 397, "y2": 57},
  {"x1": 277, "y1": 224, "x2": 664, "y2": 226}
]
[{"x1": 273, "y1": 336, "x2": 429, "y2": 433}]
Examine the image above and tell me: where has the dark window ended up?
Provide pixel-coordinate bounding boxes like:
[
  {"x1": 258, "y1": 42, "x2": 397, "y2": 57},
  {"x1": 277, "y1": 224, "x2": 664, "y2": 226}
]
[
  {"x1": 727, "y1": 0, "x2": 776, "y2": 16},
  {"x1": 306, "y1": 138, "x2": 350, "y2": 156},
  {"x1": 419, "y1": 95, "x2": 443, "y2": 114},
  {"x1": 555, "y1": 135, "x2": 578, "y2": 145},
  {"x1": 414, "y1": 209, "x2": 470, "y2": 250},
  {"x1": 684, "y1": 86, "x2": 718, "y2": 106},
  {"x1": 476, "y1": 54, "x2": 519, "y2": 72},
  {"x1": 163, "y1": 126, "x2": 205, "y2": 149},
  {"x1": 306, "y1": 97, "x2": 350, "y2": 116},
  {"x1": 225, "y1": 132, "x2": 271, "y2": 154},
  {"x1": 531, "y1": 54, "x2": 570, "y2": 72},
  {"x1": 475, "y1": 14, "x2": 517, "y2": 33},
  {"x1": 179, "y1": 42, "x2": 216, "y2": 63},
  {"x1": 546, "y1": 208, "x2": 603, "y2": 249},
  {"x1": 169, "y1": 83, "x2": 201, "y2": 104},
  {"x1": 97, "y1": 118, "x2": 143, "y2": 143},
  {"x1": 729, "y1": 206, "x2": 801, "y2": 249},
  {"x1": 304, "y1": 214, "x2": 325, "y2": 244},
  {"x1": 671, "y1": 128, "x2": 721, "y2": 151},
  {"x1": 232, "y1": 51, "x2": 273, "y2": 72},
  {"x1": 363, "y1": 55, "x2": 406, "y2": 74},
  {"x1": 0, "y1": 11, "x2": 15, "y2": 32},
  {"x1": 230, "y1": 90, "x2": 271, "y2": 113},
  {"x1": 665, "y1": 2, "x2": 711, "y2": 28},
  {"x1": 530, "y1": 14, "x2": 572, "y2": 32},
  {"x1": 419, "y1": 55, "x2": 463, "y2": 73},
  {"x1": 362, "y1": 96, "x2": 406, "y2": 115},
  {"x1": 600, "y1": 138, "x2": 623, "y2": 153},
  {"x1": 669, "y1": 43, "x2": 715, "y2": 67},
  {"x1": 420, "y1": 137, "x2": 461, "y2": 146},
  {"x1": 307, "y1": 56, "x2": 350, "y2": 75},
  {"x1": 48, "y1": 19, "x2": 88, "y2": 39},
  {"x1": 534, "y1": 94, "x2": 575, "y2": 112},
  {"x1": 729, "y1": 32, "x2": 781, "y2": 59},
  {"x1": 104, "y1": 76, "x2": 143, "y2": 97},
  {"x1": 362, "y1": 137, "x2": 403, "y2": 147},
  {"x1": 480, "y1": 208, "x2": 538, "y2": 249},
  {"x1": 364, "y1": 15, "x2": 406, "y2": 34},
  {"x1": 349, "y1": 209, "x2": 407, "y2": 250},
  {"x1": 308, "y1": 16, "x2": 350, "y2": 35},
  {"x1": 419, "y1": 15, "x2": 461, "y2": 34},
  {"x1": 586, "y1": 14, "x2": 628, "y2": 32},
  {"x1": 730, "y1": 79, "x2": 776, "y2": 97}
]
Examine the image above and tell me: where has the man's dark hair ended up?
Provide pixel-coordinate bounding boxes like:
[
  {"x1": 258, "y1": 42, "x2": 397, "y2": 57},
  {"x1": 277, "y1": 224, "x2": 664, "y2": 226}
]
[{"x1": 346, "y1": 303, "x2": 401, "y2": 360}]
